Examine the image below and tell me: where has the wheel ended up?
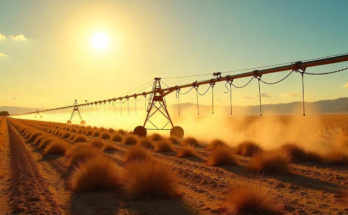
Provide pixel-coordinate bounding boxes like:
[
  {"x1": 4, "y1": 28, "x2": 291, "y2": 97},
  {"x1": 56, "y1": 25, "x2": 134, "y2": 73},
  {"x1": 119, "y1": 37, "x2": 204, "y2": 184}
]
[
  {"x1": 80, "y1": 120, "x2": 86, "y2": 125},
  {"x1": 170, "y1": 126, "x2": 184, "y2": 139},
  {"x1": 67, "y1": 120, "x2": 71, "y2": 125},
  {"x1": 134, "y1": 126, "x2": 147, "y2": 137}
]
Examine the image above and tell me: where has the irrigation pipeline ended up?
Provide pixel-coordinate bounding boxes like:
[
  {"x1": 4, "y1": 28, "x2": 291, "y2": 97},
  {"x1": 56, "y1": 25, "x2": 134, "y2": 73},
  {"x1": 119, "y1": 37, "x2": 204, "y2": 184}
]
[{"x1": 15, "y1": 53, "x2": 348, "y2": 116}]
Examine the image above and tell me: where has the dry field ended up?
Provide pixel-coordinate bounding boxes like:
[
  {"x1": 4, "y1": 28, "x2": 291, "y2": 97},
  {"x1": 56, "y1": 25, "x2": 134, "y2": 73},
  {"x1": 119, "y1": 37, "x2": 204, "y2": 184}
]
[{"x1": 0, "y1": 116, "x2": 348, "y2": 215}]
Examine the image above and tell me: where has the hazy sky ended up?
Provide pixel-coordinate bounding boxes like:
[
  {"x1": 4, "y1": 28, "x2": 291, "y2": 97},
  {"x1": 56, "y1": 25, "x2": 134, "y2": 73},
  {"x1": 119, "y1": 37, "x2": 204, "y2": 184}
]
[{"x1": 1, "y1": 0, "x2": 348, "y2": 110}]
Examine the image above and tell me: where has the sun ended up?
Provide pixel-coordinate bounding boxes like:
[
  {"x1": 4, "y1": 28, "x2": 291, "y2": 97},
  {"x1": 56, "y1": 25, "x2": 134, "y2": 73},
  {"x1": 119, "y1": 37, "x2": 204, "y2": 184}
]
[{"x1": 91, "y1": 32, "x2": 109, "y2": 49}]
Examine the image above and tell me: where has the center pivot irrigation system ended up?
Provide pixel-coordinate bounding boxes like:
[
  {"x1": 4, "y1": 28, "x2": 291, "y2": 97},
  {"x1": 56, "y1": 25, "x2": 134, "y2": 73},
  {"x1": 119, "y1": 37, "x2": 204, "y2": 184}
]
[{"x1": 16, "y1": 53, "x2": 348, "y2": 138}]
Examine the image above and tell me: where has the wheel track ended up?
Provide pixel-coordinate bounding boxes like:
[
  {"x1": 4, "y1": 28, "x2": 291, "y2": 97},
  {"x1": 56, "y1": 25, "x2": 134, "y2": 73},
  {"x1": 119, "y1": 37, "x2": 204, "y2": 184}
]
[{"x1": 7, "y1": 120, "x2": 62, "y2": 214}]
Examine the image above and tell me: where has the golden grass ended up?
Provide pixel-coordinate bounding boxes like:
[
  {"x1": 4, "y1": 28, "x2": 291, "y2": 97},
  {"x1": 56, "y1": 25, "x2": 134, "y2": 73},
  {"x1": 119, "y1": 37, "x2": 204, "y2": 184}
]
[
  {"x1": 70, "y1": 156, "x2": 122, "y2": 192},
  {"x1": 138, "y1": 138, "x2": 155, "y2": 150},
  {"x1": 181, "y1": 137, "x2": 199, "y2": 147},
  {"x1": 43, "y1": 140, "x2": 70, "y2": 155},
  {"x1": 100, "y1": 132, "x2": 111, "y2": 139},
  {"x1": 323, "y1": 151, "x2": 348, "y2": 165},
  {"x1": 248, "y1": 151, "x2": 290, "y2": 175},
  {"x1": 123, "y1": 146, "x2": 152, "y2": 163},
  {"x1": 235, "y1": 140, "x2": 262, "y2": 157},
  {"x1": 168, "y1": 136, "x2": 180, "y2": 145},
  {"x1": 39, "y1": 137, "x2": 57, "y2": 149},
  {"x1": 86, "y1": 129, "x2": 93, "y2": 136},
  {"x1": 206, "y1": 139, "x2": 227, "y2": 151},
  {"x1": 123, "y1": 160, "x2": 179, "y2": 200},
  {"x1": 28, "y1": 131, "x2": 44, "y2": 142},
  {"x1": 118, "y1": 129, "x2": 126, "y2": 135},
  {"x1": 279, "y1": 143, "x2": 307, "y2": 163},
  {"x1": 103, "y1": 143, "x2": 118, "y2": 151},
  {"x1": 151, "y1": 133, "x2": 162, "y2": 141},
  {"x1": 73, "y1": 135, "x2": 88, "y2": 143},
  {"x1": 206, "y1": 145, "x2": 237, "y2": 166},
  {"x1": 93, "y1": 130, "x2": 101, "y2": 137},
  {"x1": 155, "y1": 140, "x2": 175, "y2": 152},
  {"x1": 123, "y1": 135, "x2": 138, "y2": 145},
  {"x1": 176, "y1": 145, "x2": 197, "y2": 157},
  {"x1": 90, "y1": 139, "x2": 104, "y2": 149},
  {"x1": 71, "y1": 128, "x2": 77, "y2": 133},
  {"x1": 34, "y1": 135, "x2": 48, "y2": 146},
  {"x1": 108, "y1": 128, "x2": 115, "y2": 133},
  {"x1": 68, "y1": 134, "x2": 76, "y2": 141},
  {"x1": 67, "y1": 144, "x2": 102, "y2": 167},
  {"x1": 226, "y1": 181, "x2": 283, "y2": 215},
  {"x1": 111, "y1": 134, "x2": 123, "y2": 142}
]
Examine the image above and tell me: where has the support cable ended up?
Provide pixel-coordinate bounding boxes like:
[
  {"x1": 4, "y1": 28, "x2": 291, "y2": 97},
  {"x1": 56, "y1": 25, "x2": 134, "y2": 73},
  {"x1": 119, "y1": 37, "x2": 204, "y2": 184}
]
[
  {"x1": 211, "y1": 82, "x2": 215, "y2": 114},
  {"x1": 176, "y1": 89, "x2": 181, "y2": 116},
  {"x1": 304, "y1": 67, "x2": 348, "y2": 75},
  {"x1": 231, "y1": 77, "x2": 255, "y2": 88},
  {"x1": 224, "y1": 79, "x2": 233, "y2": 115},
  {"x1": 193, "y1": 83, "x2": 200, "y2": 115},
  {"x1": 259, "y1": 70, "x2": 294, "y2": 85}
]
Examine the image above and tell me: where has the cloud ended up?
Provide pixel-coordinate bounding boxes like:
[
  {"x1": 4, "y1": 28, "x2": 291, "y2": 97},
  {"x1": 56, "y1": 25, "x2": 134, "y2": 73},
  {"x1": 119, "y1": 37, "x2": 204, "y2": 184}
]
[
  {"x1": 0, "y1": 33, "x2": 6, "y2": 40},
  {"x1": 0, "y1": 52, "x2": 8, "y2": 57},
  {"x1": 344, "y1": 83, "x2": 348, "y2": 88},
  {"x1": 281, "y1": 92, "x2": 299, "y2": 97},
  {"x1": 254, "y1": 92, "x2": 272, "y2": 98},
  {"x1": 9, "y1": 34, "x2": 27, "y2": 41},
  {"x1": 243, "y1": 96, "x2": 252, "y2": 99}
]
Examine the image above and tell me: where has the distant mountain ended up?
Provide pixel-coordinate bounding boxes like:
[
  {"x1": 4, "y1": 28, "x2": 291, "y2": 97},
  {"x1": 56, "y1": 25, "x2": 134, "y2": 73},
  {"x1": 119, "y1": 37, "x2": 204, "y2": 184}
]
[
  {"x1": 2, "y1": 97, "x2": 348, "y2": 116},
  {"x1": 169, "y1": 97, "x2": 348, "y2": 115},
  {"x1": 0, "y1": 106, "x2": 37, "y2": 115}
]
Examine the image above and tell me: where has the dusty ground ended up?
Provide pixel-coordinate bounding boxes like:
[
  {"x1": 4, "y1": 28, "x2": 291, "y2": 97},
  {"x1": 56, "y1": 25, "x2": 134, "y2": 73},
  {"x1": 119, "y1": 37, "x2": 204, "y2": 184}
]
[{"x1": 0, "y1": 116, "x2": 348, "y2": 214}]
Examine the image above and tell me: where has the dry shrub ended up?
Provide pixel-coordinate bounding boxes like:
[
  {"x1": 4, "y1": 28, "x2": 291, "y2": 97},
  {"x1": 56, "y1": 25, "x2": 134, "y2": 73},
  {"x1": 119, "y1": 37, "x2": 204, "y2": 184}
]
[
  {"x1": 28, "y1": 132, "x2": 43, "y2": 142},
  {"x1": 43, "y1": 140, "x2": 70, "y2": 155},
  {"x1": 235, "y1": 141, "x2": 262, "y2": 157},
  {"x1": 248, "y1": 151, "x2": 290, "y2": 175},
  {"x1": 306, "y1": 151, "x2": 322, "y2": 163},
  {"x1": 206, "y1": 139, "x2": 227, "y2": 151},
  {"x1": 123, "y1": 135, "x2": 138, "y2": 145},
  {"x1": 39, "y1": 137, "x2": 57, "y2": 149},
  {"x1": 67, "y1": 144, "x2": 102, "y2": 167},
  {"x1": 93, "y1": 130, "x2": 101, "y2": 137},
  {"x1": 69, "y1": 134, "x2": 76, "y2": 141},
  {"x1": 71, "y1": 128, "x2": 77, "y2": 133},
  {"x1": 108, "y1": 128, "x2": 115, "y2": 133},
  {"x1": 206, "y1": 145, "x2": 237, "y2": 166},
  {"x1": 103, "y1": 143, "x2": 118, "y2": 151},
  {"x1": 151, "y1": 133, "x2": 162, "y2": 141},
  {"x1": 90, "y1": 139, "x2": 104, "y2": 149},
  {"x1": 70, "y1": 156, "x2": 122, "y2": 192},
  {"x1": 176, "y1": 145, "x2": 197, "y2": 157},
  {"x1": 111, "y1": 134, "x2": 123, "y2": 142},
  {"x1": 124, "y1": 146, "x2": 152, "y2": 163},
  {"x1": 138, "y1": 138, "x2": 155, "y2": 150},
  {"x1": 155, "y1": 140, "x2": 175, "y2": 152},
  {"x1": 181, "y1": 137, "x2": 199, "y2": 147},
  {"x1": 99, "y1": 127, "x2": 106, "y2": 132},
  {"x1": 118, "y1": 129, "x2": 126, "y2": 135},
  {"x1": 77, "y1": 129, "x2": 84, "y2": 134},
  {"x1": 86, "y1": 130, "x2": 93, "y2": 136},
  {"x1": 168, "y1": 136, "x2": 180, "y2": 145},
  {"x1": 123, "y1": 160, "x2": 179, "y2": 199},
  {"x1": 323, "y1": 151, "x2": 348, "y2": 165},
  {"x1": 62, "y1": 132, "x2": 71, "y2": 139},
  {"x1": 100, "y1": 132, "x2": 111, "y2": 140},
  {"x1": 226, "y1": 181, "x2": 283, "y2": 215},
  {"x1": 279, "y1": 143, "x2": 307, "y2": 163},
  {"x1": 34, "y1": 135, "x2": 47, "y2": 146},
  {"x1": 73, "y1": 135, "x2": 88, "y2": 143}
]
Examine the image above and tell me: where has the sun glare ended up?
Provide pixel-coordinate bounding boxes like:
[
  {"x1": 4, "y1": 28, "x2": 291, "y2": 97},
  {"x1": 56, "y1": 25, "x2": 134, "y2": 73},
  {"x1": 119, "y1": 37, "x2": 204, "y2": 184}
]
[{"x1": 91, "y1": 32, "x2": 109, "y2": 50}]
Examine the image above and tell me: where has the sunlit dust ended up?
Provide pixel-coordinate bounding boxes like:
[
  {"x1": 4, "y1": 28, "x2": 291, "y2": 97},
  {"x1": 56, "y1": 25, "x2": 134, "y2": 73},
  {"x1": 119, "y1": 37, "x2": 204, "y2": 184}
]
[{"x1": 91, "y1": 32, "x2": 109, "y2": 49}]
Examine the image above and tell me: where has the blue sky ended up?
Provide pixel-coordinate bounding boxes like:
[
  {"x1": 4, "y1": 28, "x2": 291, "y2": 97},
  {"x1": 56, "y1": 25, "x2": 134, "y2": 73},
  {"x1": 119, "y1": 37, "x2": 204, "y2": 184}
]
[{"x1": 1, "y1": 0, "x2": 348, "y2": 109}]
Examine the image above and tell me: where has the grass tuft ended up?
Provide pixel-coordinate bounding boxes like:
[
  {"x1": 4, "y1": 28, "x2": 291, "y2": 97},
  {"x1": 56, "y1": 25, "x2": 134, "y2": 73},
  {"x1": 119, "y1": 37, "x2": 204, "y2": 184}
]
[
  {"x1": 111, "y1": 134, "x2": 123, "y2": 142},
  {"x1": 206, "y1": 139, "x2": 227, "y2": 151},
  {"x1": 123, "y1": 160, "x2": 180, "y2": 200},
  {"x1": 138, "y1": 138, "x2": 155, "y2": 150},
  {"x1": 100, "y1": 132, "x2": 111, "y2": 139},
  {"x1": 90, "y1": 139, "x2": 104, "y2": 149},
  {"x1": 70, "y1": 156, "x2": 122, "y2": 192},
  {"x1": 168, "y1": 136, "x2": 180, "y2": 145},
  {"x1": 155, "y1": 140, "x2": 175, "y2": 152},
  {"x1": 176, "y1": 145, "x2": 197, "y2": 157},
  {"x1": 151, "y1": 133, "x2": 162, "y2": 141},
  {"x1": 123, "y1": 135, "x2": 138, "y2": 145},
  {"x1": 181, "y1": 137, "x2": 199, "y2": 147},
  {"x1": 73, "y1": 135, "x2": 88, "y2": 143},
  {"x1": 67, "y1": 144, "x2": 102, "y2": 167},
  {"x1": 235, "y1": 140, "x2": 262, "y2": 157},
  {"x1": 124, "y1": 146, "x2": 152, "y2": 163},
  {"x1": 206, "y1": 145, "x2": 237, "y2": 166},
  {"x1": 43, "y1": 140, "x2": 70, "y2": 155},
  {"x1": 279, "y1": 143, "x2": 307, "y2": 163},
  {"x1": 93, "y1": 130, "x2": 101, "y2": 137},
  {"x1": 103, "y1": 143, "x2": 118, "y2": 151},
  {"x1": 226, "y1": 181, "x2": 283, "y2": 215},
  {"x1": 248, "y1": 151, "x2": 290, "y2": 175}
]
